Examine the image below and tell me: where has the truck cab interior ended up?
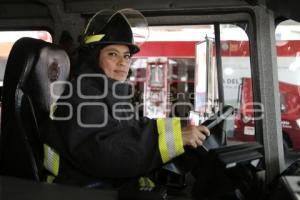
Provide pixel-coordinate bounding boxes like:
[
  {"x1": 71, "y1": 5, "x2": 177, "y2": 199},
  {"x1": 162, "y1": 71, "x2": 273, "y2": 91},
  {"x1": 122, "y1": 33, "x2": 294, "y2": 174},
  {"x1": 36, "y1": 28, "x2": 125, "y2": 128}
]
[{"x1": 0, "y1": 0, "x2": 300, "y2": 200}]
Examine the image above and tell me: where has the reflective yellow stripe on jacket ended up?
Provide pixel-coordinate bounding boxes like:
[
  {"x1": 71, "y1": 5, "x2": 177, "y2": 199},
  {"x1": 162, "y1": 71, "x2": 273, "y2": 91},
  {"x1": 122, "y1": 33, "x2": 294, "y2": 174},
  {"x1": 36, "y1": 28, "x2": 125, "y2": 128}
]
[
  {"x1": 156, "y1": 118, "x2": 185, "y2": 163},
  {"x1": 138, "y1": 177, "x2": 155, "y2": 191},
  {"x1": 43, "y1": 144, "x2": 60, "y2": 177},
  {"x1": 49, "y1": 103, "x2": 57, "y2": 120}
]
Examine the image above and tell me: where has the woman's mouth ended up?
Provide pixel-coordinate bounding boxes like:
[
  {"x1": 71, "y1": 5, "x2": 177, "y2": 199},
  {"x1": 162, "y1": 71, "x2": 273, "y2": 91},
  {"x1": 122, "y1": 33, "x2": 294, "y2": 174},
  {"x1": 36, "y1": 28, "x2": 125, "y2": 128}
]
[{"x1": 114, "y1": 70, "x2": 127, "y2": 75}]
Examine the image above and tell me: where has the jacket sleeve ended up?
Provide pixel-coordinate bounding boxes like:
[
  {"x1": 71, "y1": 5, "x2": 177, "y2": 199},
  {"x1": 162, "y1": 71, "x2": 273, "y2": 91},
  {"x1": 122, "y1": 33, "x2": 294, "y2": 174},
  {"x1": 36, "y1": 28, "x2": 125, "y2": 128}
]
[{"x1": 45, "y1": 95, "x2": 185, "y2": 179}]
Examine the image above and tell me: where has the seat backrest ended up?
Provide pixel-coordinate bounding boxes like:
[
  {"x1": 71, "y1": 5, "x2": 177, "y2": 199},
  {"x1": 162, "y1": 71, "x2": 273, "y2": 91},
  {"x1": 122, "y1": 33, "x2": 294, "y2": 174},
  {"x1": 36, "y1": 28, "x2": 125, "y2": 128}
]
[{"x1": 0, "y1": 37, "x2": 70, "y2": 181}]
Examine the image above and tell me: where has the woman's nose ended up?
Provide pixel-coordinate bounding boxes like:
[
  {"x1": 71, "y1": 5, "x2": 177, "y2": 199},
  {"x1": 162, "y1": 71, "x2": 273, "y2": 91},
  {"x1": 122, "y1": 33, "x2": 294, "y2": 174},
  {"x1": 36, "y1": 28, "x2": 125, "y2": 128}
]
[{"x1": 118, "y1": 56, "x2": 129, "y2": 66}]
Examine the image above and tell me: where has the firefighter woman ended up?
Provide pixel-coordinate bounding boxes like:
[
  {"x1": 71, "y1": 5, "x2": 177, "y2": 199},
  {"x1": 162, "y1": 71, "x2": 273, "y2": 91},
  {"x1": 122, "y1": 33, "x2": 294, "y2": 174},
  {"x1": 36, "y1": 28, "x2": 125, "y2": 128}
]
[{"x1": 42, "y1": 9, "x2": 209, "y2": 187}]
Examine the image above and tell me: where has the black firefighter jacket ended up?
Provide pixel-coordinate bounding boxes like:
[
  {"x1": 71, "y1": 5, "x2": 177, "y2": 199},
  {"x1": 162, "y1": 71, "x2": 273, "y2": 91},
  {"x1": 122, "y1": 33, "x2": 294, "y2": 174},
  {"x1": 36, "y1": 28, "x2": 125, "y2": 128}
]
[{"x1": 41, "y1": 63, "x2": 185, "y2": 186}]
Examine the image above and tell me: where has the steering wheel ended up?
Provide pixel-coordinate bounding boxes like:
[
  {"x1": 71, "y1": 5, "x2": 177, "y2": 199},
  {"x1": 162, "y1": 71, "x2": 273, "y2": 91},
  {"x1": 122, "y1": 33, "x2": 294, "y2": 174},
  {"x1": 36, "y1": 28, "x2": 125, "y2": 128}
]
[{"x1": 199, "y1": 105, "x2": 234, "y2": 151}]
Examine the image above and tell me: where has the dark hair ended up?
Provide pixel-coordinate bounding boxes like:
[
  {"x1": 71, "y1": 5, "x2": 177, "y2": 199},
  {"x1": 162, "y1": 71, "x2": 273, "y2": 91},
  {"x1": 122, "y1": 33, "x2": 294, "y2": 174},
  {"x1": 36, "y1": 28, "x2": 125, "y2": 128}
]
[
  {"x1": 59, "y1": 30, "x2": 73, "y2": 45},
  {"x1": 71, "y1": 45, "x2": 105, "y2": 77}
]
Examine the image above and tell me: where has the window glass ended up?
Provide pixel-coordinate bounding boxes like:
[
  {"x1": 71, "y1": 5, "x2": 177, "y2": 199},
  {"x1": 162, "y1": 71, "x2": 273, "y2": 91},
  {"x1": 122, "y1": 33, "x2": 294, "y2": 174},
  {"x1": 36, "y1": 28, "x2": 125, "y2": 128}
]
[
  {"x1": 130, "y1": 25, "x2": 215, "y2": 119},
  {"x1": 219, "y1": 24, "x2": 254, "y2": 146},
  {"x1": 130, "y1": 23, "x2": 253, "y2": 149},
  {"x1": 275, "y1": 20, "x2": 300, "y2": 165},
  {"x1": 0, "y1": 31, "x2": 52, "y2": 84}
]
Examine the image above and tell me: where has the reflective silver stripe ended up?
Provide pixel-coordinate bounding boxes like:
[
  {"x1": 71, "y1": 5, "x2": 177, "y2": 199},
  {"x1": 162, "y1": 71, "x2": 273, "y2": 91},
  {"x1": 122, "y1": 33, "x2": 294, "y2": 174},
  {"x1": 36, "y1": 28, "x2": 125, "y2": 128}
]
[
  {"x1": 43, "y1": 144, "x2": 59, "y2": 176},
  {"x1": 164, "y1": 118, "x2": 177, "y2": 159},
  {"x1": 48, "y1": 148, "x2": 54, "y2": 171}
]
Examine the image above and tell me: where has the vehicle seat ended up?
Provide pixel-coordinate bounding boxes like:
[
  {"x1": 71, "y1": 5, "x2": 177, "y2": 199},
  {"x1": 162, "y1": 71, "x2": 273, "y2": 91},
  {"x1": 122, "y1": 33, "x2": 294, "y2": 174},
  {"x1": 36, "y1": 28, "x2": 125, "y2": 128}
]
[{"x1": 0, "y1": 37, "x2": 70, "y2": 181}]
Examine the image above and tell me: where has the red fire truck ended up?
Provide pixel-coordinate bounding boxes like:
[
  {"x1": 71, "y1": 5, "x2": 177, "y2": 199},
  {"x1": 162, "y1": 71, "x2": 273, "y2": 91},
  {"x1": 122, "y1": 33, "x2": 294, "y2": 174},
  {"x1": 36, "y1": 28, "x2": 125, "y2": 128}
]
[{"x1": 234, "y1": 77, "x2": 300, "y2": 151}]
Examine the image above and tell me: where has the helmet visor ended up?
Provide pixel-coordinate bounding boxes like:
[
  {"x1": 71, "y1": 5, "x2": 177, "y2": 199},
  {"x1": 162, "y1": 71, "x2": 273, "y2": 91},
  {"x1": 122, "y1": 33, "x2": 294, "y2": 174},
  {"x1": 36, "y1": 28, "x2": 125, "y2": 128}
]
[
  {"x1": 83, "y1": 9, "x2": 116, "y2": 38},
  {"x1": 118, "y1": 8, "x2": 149, "y2": 47}
]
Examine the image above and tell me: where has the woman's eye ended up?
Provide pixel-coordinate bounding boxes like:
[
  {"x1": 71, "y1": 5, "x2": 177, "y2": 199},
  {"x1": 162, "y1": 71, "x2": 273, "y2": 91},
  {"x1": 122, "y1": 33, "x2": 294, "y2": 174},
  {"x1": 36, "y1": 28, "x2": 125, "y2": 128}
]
[
  {"x1": 108, "y1": 52, "x2": 117, "y2": 57},
  {"x1": 124, "y1": 55, "x2": 131, "y2": 60}
]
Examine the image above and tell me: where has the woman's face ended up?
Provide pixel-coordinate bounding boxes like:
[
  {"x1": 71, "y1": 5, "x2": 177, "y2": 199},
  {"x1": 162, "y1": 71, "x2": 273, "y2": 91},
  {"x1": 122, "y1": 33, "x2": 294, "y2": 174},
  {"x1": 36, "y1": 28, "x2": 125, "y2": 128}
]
[{"x1": 99, "y1": 44, "x2": 131, "y2": 81}]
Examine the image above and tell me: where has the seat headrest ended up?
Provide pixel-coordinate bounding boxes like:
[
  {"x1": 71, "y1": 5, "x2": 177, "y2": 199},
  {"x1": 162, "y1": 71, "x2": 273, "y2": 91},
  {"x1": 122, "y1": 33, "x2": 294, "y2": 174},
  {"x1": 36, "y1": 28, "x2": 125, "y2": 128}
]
[
  {"x1": 3, "y1": 37, "x2": 70, "y2": 116},
  {"x1": 24, "y1": 43, "x2": 70, "y2": 112}
]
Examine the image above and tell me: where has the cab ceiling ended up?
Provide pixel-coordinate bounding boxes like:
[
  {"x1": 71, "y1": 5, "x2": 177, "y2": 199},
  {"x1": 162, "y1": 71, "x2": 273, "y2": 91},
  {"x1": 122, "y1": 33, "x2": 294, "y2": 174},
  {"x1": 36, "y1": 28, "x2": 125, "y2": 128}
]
[
  {"x1": 0, "y1": 0, "x2": 248, "y2": 18},
  {"x1": 0, "y1": 0, "x2": 299, "y2": 21}
]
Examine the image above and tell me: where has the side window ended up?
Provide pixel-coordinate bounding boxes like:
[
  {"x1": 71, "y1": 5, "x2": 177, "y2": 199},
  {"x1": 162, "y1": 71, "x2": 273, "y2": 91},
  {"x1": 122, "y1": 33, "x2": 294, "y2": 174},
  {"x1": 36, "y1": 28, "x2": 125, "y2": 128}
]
[
  {"x1": 0, "y1": 31, "x2": 52, "y2": 85},
  {"x1": 219, "y1": 24, "x2": 254, "y2": 145},
  {"x1": 130, "y1": 23, "x2": 255, "y2": 148},
  {"x1": 275, "y1": 20, "x2": 300, "y2": 164},
  {"x1": 130, "y1": 25, "x2": 215, "y2": 119}
]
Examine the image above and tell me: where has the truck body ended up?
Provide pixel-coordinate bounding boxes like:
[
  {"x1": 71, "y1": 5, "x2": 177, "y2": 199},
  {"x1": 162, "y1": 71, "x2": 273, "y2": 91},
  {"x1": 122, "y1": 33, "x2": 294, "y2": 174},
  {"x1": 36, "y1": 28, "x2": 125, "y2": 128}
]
[{"x1": 234, "y1": 77, "x2": 300, "y2": 151}]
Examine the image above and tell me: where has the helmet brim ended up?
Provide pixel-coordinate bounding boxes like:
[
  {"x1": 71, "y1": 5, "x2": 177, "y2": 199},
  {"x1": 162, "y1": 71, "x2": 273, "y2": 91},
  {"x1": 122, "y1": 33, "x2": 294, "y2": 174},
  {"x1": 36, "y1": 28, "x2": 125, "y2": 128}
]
[{"x1": 91, "y1": 41, "x2": 140, "y2": 55}]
